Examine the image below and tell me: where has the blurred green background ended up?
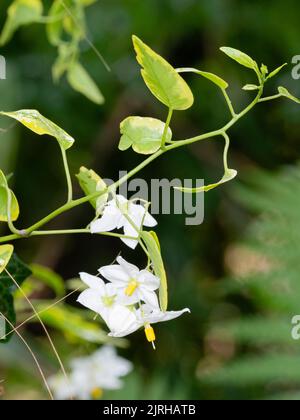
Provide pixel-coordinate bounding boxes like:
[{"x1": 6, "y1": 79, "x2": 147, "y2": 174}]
[{"x1": 1, "y1": 0, "x2": 300, "y2": 400}]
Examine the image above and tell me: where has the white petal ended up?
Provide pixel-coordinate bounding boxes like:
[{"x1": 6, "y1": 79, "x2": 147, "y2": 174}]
[
  {"x1": 138, "y1": 270, "x2": 160, "y2": 290},
  {"x1": 77, "y1": 289, "x2": 104, "y2": 314},
  {"x1": 140, "y1": 287, "x2": 159, "y2": 308},
  {"x1": 79, "y1": 272, "x2": 105, "y2": 291},
  {"x1": 121, "y1": 221, "x2": 139, "y2": 249},
  {"x1": 99, "y1": 265, "x2": 129, "y2": 285},
  {"x1": 106, "y1": 305, "x2": 139, "y2": 337},
  {"x1": 129, "y1": 203, "x2": 157, "y2": 228},
  {"x1": 116, "y1": 256, "x2": 139, "y2": 274},
  {"x1": 90, "y1": 205, "x2": 122, "y2": 233},
  {"x1": 148, "y1": 308, "x2": 191, "y2": 324},
  {"x1": 105, "y1": 283, "x2": 117, "y2": 297},
  {"x1": 115, "y1": 290, "x2": 140, "y2": 306},
  {"x1": 143, "y1": 211, "x2": 157, "y2": 227}
]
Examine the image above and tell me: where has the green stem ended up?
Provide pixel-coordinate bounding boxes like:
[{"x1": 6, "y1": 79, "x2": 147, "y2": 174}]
[
  {"x1": 222, "y1": 89, "x2": 236, "y2": 117},
  {"x1": 0, "y1": 84, "x2": 265, "y2": 244},
  {"x1": 60, "y1": 146, "x2": 73, "y2": 203},
  {"x1": 0, "y1": 228, "x2": 137, "y2": 244},
  {"x1": 222, "y1": 133, "x2": 230, "y2": 172},
  {"x1": 168, "y1": 85, "x2": 264, "y2": 150},
  {"x1": 161, "y1": 108, "x2": 173, "y2": 148},
  {"x1": 259, "y1": 93, "x2": 282, "y2": 103}
]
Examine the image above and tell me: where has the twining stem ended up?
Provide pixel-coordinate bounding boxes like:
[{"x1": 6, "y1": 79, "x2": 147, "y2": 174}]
[
  {"x1": 222, "y1": 133, "x2": 230, "y2": 172},
  {"x1": 60, "y1": 145, "x2": 73, "y2": 203},
  {"x1": 0, "y1": 84, "x2": 264, "y2": 244}
]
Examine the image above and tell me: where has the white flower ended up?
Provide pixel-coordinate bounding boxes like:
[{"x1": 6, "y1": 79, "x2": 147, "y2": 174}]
[
  {"x1": 108, "y1": 304, "x2": 191, "y2": 349},
  {"x1": 77, "y1": 272, "x2": 118, "y2": 324},
  {"x1": 90, "y1": 194, "x2": 157, "y2": 249},
  {"x1": 77, "y1": 271, "x2": 137, "y2": 328},
  {"x1": 99, "y1": 256, "x2": 160, "y2": 308},
  {"x1": 49, "y1": 346, "x2": 132, "y2": 400}
]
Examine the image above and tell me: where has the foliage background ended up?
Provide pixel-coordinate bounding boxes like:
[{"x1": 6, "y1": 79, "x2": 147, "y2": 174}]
[{"x1": 1, "y1": 0, "x2": 300, "y2": 400}]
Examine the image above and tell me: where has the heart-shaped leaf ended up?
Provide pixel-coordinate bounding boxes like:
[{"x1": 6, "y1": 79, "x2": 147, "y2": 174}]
[
  {"x1": 0, "y1": 110, "x2": 75, "y2": 150},
  {"x1": 76, "y1": 166, "x2": 108, "y2": 214},
  {"x1": 0, "y1": 170, "x2": 20, "y2": 222},
  {"x1": 220, "y1": 47, "x2": 257, "y2": 71},
  {"x1": 132, "y1": 35, "x2": 194, "y2": 111},
  {"x1": 119, "y1": 116, "x2": 172, "y2": 155},
  {"x1": 177, "y1": 67, "x2": 228, "y2": 90},
  {"x1": 141, "y1": 231, "x2": 168, "y2": 311},
  {"x1": 176, "y1": 169, "x2": 238, "y2": 193},
  {"x1": 0, "y1": 0, "x2": 43, "y2": 46}
]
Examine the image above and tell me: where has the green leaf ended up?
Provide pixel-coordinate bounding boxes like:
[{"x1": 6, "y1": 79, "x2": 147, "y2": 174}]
[
  {"x1": 266, "y1": 63, "x2": 287, "y2": 80},
  {"x1": 278, "y1": 86, "x2": 300, "y2": 104},
  {"x1": 132, "y1": 35, "x2": 194, "y2": 111},
  {"x1": 177, "y1": 67, "x2": 228, "y2": 90},
  {"x1": 76, "y1": 166, "x2": 108, "y2": 213},
  {"x1": 119, "y1": 116, "x2": 172, "y2": 155},
  {"x1": 0, "y1": 170, "x2": 20, "y2": 222},
  {"x1": 0, "y1": 110, "x2": 75, "y2": 150},
  {"x1": 30, "y1": 264, "x2": 65, "y2": 297},
  {"x1": 141, "y1": 231, "x2": 168, "y2": 311},
  {"x1": 52, "y1": 43, "x2": 76, "y2": 81},
  {"x1": 0, "y1": 0, "x2": 43, "y2": 46},
  {"x1": 46, "y1": 0, "x2": 65, "y2": 46},
  {"x1": 220, "y1": 47, "x2": 258, "y2": 71},
  {"x1": 242, "y1": 84, "x2": 259, "y2": 91},
  {"x1": 67, "y1": 62, "x2": 105, "y2": 105},
  {"x1": 0, "y1": 245, "x2": 14, "y2": 275},
  {"x1": 0, "y1": 253, "x2": 32, "y2": 343},
  {"x1": 176, "y1": 169, "x2": 237, "y2": 193}
]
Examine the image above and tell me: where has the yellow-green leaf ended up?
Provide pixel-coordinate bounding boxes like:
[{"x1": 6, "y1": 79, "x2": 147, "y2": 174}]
[
  {"x1": 266, "y1": 64, "x2": 287, "y2": 81},
  {"x1": 278, "y1": 86, "x2": 300, "y2": 104},
  {"x1": 176, "y1": 169, "x2": 238, "y2": 193},
  {"x1": 67, "y1": 62, "x2": 105, "y2": 105},
  {"x1": 46, "y1": 0, "x2": 65, "y2": 46},
  {"x1": 37, "y1": 304, "x2": 112, "y2": 344},
  {"x1": 76, "y1": 166, "x2": 108, "y2": 213},
  {"x1": 132, "y1": 35, "x2": 194, "y2": 111},
  {"x1": 119, "y1": 116, "x2": 172, "y2": 155},
  {"x1": 0, "y1": 109, "x2": 75, "y2": 150},
  {"x1": 220, "y1": 47, "x2": 257, "y2": 71},
  {"x1": 141, "y1": 231, "x2": 168, "y2": 311},
  {"x1": 0, "y1": 170, "x2": 20, "y2": 222},
  {"x1": 0, "y1": 245, "x2": 14, "y2": 274},
  {"x1": 0, "y1": 0, "x2": 43, "y2": 46},
  {"x1": 177, "y1": 67, "x2": 228, "y2": 90}
]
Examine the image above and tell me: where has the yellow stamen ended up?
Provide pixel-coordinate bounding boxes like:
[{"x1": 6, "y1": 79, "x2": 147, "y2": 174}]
[
  {"x1": 90, "y1": 387, "x2": 103, "y2": 400},
  {"x1": 125, "y1": 280, "x2": 138, "y2": 296},
  {"x1": 145, "y1": 324, "x2": 156, "y2": 349}
]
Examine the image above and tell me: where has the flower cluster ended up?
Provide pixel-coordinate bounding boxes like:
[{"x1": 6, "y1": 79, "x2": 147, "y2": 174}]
[
  {"x1": 77, "y1": 194, "x2": 190, "y2": 348},
  {"x1": 49, "y1": 346, "x2": 132, "y2": 400},
  {"x1": 77, "y1": 256, "x2": 190, "y2": 348}
]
